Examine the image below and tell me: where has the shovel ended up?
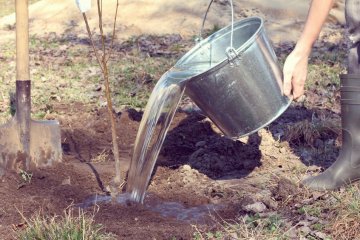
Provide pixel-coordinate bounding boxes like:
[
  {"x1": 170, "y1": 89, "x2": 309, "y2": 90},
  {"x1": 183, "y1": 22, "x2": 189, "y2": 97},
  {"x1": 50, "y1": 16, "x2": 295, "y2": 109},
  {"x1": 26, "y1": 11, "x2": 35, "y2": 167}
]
[{"x1": 0, "y1": 0, "x2": 61, "y2": 172}]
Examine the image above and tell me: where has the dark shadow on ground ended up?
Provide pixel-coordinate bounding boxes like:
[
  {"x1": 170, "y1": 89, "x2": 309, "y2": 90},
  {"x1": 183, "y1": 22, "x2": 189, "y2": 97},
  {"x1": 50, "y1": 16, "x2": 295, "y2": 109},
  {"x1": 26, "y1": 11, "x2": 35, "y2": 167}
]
[
  {"x1": 155, "y1": 103, "x2": 341, "y2": 181},
  {"x1": 156, "y1": 113, "x2": 262, "y2": 180},
  {"x1": 267, "y1": 104, "x2": 341, "y2": 169}
]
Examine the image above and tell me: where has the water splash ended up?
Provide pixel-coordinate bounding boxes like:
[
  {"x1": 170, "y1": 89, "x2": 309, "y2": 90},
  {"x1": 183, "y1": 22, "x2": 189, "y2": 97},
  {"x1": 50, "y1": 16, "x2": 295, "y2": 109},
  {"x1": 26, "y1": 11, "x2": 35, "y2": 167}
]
[{"x1": 76, "y1": 193, "x2": 132, "y2": 208}]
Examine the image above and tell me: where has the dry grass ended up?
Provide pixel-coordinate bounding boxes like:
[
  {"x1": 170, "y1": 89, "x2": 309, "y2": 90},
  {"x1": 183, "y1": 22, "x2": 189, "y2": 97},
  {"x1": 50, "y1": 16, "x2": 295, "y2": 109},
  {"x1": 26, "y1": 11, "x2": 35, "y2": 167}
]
[
  {"x1": 91, "y1": 149, "x2": 110, "y2": 163},
  {"x1": 192, "y1": 185, "x2": 360, "y2": 240},
  {"x1": 285, "y1": 114, "x2": 340, "y2": 147},
  {"x1": 16, "y1": 206, "x2": 116, "y2": 240},
  {"x1": 221, "y1": 215, "x2": 287, "y2": 240},
  {"x1": 193, "y1": 214, "x2": 289, "y2": 240},
  {"x1": 327, "y1": 185, "x2": 360, "y2": 239}
]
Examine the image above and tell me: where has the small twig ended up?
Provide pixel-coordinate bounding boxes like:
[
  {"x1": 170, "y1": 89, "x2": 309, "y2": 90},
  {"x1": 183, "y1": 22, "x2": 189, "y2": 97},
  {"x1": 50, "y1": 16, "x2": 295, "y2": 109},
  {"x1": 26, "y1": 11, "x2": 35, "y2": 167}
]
[
  {"x1": 102, "y1": 58, "x2": 121, "y2": 184},
  {"x1": 106, "y1": 0, "x2": 119, "y2": 63},
  {"x1": 81, "y1": 2, "x2": 122, "y2": 187},
  {"x1": 97, "y1": 0, "x2": 106, "y2": 60},
  {"x1": 82, "y1": 13, "x2": 105, "y2": 74},
  {"x1": 15, "y1": 205, "x2": 29, "y2": 225},
  {"x1": 282, "y1": 222, "x2": 301, "y2": 238}
]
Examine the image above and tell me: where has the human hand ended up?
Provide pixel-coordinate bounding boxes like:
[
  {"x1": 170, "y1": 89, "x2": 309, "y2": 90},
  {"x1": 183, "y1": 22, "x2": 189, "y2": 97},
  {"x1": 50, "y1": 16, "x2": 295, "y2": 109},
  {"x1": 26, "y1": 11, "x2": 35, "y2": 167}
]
[{"x1": 283, "y1": 47, "x2": 310, "y2": 99}]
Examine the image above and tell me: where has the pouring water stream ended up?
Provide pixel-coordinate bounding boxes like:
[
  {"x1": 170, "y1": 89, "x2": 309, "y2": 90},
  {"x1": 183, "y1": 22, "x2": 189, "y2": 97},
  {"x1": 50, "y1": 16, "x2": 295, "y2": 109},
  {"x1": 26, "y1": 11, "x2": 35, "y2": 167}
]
[
  {"x1": 126, "y1": 63, "x2": 212, "y2": 203},
  {"x1": 125, "y1": 7, "x2": 290, "y2": 203},
  {"x1": 126, "y1": 0, "x2": 233, "y2": 203}
]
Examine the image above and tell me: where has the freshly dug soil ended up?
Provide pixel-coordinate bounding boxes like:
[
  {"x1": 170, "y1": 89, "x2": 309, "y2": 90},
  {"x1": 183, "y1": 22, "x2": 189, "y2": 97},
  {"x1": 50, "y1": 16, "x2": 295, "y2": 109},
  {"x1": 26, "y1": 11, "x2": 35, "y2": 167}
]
[{"x1": 0, "y1": 102, "x2": 331, "y2": 239}]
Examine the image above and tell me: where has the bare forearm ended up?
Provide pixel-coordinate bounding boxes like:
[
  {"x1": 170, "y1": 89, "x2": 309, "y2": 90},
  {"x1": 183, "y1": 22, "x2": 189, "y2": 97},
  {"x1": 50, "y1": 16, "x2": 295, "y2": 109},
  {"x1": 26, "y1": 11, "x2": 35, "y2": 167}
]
[
  {"x1": 296, "y1": 0, "x2": 335, "y2": 54},
  {"x1": 283, "y1": 0, "x2": 335, "y2": 98}
]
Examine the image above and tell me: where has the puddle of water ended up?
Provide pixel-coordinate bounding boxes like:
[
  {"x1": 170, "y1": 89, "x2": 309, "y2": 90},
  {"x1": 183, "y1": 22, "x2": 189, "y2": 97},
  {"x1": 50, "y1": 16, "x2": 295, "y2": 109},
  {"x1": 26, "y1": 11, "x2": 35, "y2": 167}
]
[
  {"x1": 149, "y1": 201, "x2": 221, "y2": 223},
  {"x1": 76, "y1": 193, "x2": 132, "y2": 208},
  {"x1": 78, "y1": 193, "x2": 222, "y2": 223}
]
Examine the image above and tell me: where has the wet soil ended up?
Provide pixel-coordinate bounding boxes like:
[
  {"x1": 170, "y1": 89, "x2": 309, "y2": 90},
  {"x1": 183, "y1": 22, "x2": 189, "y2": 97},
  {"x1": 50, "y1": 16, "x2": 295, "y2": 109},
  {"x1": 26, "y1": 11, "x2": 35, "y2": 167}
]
[{"x1": 0, "y1": 99, "x2": 342, "y2": 239}]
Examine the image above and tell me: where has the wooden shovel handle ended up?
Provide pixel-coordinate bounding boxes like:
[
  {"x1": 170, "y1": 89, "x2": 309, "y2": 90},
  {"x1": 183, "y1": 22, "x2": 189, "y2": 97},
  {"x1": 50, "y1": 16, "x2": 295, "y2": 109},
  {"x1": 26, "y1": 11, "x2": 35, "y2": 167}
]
[{"x1": 16, "y1": 0, "x2": 29, "y2": 81}]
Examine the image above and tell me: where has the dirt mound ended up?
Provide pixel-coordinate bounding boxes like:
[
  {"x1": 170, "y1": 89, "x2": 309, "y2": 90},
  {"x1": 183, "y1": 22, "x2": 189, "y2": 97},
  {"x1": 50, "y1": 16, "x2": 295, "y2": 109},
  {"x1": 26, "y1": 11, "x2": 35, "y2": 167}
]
[{"x1": 0, "y1": 102, "x2": 313, "y2": 239}]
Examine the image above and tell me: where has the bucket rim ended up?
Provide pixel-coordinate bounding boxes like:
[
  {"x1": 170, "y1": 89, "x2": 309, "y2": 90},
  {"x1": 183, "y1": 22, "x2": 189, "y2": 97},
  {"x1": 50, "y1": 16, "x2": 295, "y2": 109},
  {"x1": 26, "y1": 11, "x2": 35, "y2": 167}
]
[{"x1": 174, "y1": 16, "x2": 265, "y2": 82}]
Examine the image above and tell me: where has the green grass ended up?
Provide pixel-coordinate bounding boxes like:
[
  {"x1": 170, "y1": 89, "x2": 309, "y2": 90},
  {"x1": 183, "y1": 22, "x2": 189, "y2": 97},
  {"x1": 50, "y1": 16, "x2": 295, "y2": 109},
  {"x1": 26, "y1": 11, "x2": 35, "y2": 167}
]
[
  {"x1": 307, "y1": 62, "x2": 344, "y2": 88},
  {"x1": 109, "y1": 54, "x2": 175, "y2": 108},
  {"x1": 29, "y1": 34, "x2": 61, "y2": 49},
  {"x1": 297, "y1": 205, "x2": 322, "y2": 218},
  {"x1": 17, "y1": 207, "x2": 116, "y2": 240},
  {"x1": 0, "y1": 33, "x2": 176, "y2": 122}
]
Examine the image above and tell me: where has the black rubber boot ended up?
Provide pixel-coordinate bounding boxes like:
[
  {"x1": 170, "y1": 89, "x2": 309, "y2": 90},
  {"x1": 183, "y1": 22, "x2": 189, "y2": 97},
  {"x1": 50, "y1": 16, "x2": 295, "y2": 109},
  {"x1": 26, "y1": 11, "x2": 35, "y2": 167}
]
[{"x1": 302, "y1": 74, "x2": 360, "y2": 190}]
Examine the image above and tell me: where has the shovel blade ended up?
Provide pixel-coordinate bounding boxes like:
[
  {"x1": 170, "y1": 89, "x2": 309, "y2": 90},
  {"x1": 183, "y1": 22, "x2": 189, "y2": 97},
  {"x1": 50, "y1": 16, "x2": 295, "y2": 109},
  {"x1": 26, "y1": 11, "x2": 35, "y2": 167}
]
[
  {"x1": 0, "y1": 119, "x2": 23, "y2": 171},
  {"x1": 0, "y1": 118, "x2": 62, "y2": 173},
  {"x1": 30, "y1": 119, "x2": 62, "y2": 166}
]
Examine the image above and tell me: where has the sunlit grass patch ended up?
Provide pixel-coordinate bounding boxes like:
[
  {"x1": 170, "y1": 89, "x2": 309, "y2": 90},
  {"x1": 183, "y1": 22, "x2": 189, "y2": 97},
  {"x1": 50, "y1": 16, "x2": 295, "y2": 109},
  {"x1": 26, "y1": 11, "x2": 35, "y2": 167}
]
[
  {"x1": 17, "y1": 207, "x2": 116, "y2": 240},
  {"x1": 193, "y1": 214, "x2": 289, "y2": 240},
  {"x1": 109, "y1": 52, "x2": 176, "y2": 108},
  {"x1": 0, "y1": 33, "x2": 180, "y2": 124},
  {"x1": 307, "y1": 62, "x2": 344, "y2": 89},
  {"x1": 327, "y1": 185, "x2": 360, "y2": 239}
]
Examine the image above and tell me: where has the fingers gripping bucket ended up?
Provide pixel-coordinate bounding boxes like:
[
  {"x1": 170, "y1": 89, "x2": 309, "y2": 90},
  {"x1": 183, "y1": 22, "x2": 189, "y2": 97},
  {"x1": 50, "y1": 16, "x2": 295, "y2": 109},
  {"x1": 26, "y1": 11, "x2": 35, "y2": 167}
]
[{"x1": 176, "y1": 3, "x2": 291, "y2": 138}]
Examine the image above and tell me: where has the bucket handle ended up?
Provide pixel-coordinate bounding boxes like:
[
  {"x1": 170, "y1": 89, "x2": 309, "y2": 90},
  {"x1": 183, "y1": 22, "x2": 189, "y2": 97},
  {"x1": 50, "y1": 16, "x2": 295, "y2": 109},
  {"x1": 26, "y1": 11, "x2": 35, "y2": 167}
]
[{"x1": 198, "y1": 0, "x2": 239, "y2": 64}]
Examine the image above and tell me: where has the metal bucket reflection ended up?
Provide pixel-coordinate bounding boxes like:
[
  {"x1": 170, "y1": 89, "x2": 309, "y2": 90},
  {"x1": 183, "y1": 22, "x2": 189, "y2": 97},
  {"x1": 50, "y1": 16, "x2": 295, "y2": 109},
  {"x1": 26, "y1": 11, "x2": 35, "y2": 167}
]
[{"x1": 175, "y1": 16, "x2": 291, "y2": 138}]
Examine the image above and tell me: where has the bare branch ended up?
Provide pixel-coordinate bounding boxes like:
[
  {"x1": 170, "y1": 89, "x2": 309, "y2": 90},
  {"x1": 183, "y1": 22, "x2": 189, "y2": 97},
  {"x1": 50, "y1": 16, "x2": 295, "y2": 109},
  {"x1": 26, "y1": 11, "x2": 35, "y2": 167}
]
[
  {"x1": 82, "y1": 13, "x2": 105, "y2": 74},
  {"x1": 83, "y1": 1, "x2": 122, "y2": 188},
  {"x1": 97, "y1": 0, "x2": 106, "y2": 60},
  {"x1": 106, "y1": 0, "x2": 119, "y2": 63}
]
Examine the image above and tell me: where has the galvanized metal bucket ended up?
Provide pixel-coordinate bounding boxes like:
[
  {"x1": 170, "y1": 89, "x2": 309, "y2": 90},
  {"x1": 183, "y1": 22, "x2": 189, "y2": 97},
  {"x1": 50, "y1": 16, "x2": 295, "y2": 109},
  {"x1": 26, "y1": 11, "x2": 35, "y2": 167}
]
[{"x1": 175, "y1": 0, "x2": 292, "y2": 138}]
